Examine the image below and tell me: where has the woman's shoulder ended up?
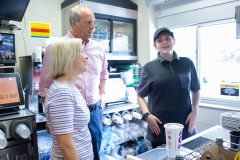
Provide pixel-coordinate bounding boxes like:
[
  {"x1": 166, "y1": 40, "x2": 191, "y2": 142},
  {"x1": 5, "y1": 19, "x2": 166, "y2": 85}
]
[{"x1": 48, "y1": 81, "x2": 73, "y2": 96}]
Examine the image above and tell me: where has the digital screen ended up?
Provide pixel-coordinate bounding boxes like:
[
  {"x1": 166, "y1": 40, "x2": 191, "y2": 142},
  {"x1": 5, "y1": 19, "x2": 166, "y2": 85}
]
[
  {"x1": 0, "y1": 77, "x2": 20, "y2": 105},
  {"x1": 0, "y1": 0, "x2": 30, "y2": 22},
  {"x1": 0, "y1": 33, "x2": 16, "y2": 64}
]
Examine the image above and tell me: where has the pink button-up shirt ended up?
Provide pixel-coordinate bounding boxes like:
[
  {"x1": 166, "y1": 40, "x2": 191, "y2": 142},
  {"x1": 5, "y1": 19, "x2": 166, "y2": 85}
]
[{"x1": 38, "y1": 31, "x2": 109, "y2": 106}]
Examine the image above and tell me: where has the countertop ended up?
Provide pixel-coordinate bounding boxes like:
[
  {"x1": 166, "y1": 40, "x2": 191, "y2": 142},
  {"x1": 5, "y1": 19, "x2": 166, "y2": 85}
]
[{"x1": 137, "y1": 125, "x2": 231, "y2": 160}]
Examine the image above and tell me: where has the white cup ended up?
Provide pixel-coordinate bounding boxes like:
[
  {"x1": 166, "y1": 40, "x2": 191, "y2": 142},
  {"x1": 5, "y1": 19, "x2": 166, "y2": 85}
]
[
  {"x1": 103, "y1": 114, "x2": 112, "y2": 126},
  {"x1": 112, "y1": 113, "x2": 124, "y2": 124},
  {"x1": 122, "y1": 111, "x2": 132, "y2": 121},
  {"x1": 15, "y1": 123, "x2": 31, "y2": 139},
  {"x1": 0, "y1": 129, "x2": 7, "y2": 149},
  {"x1": 131, "y1": 111, "x2": 142, "y2": 119},
  {"x1": 164, "y1": 123, "x2": 184, "y2": 158}
]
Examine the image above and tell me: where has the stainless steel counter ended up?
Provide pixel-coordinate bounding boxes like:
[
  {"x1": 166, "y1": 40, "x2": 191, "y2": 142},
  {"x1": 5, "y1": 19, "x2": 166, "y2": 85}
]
[{"x1": 137, "y1": 125, "x2": 231, "y2": 160}]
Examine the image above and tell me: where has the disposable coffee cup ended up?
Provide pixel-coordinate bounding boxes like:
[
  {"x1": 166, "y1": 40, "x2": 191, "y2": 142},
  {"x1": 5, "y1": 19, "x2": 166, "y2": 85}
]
[
  {"x1": 164, "y1": 123, "x2": 184, "y2": 158},
  {"x1": 230, "y1": 131, "x2": 240, "y2": 149},
  {"x1": 0, "y1": 129, "x2": 7, "y2": 149},
  {"x1": 15, "y1": 123, "x2": 31, "y2": 139},
  {"x1": 103, "y1": 116, "x2": 112, "y2": 126}
]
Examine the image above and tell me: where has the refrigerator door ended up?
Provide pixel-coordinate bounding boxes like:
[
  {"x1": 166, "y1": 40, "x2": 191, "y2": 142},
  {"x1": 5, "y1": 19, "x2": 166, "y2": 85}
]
[
  {"x1": 92, "y1": 19, "x2": 110, "y2": 53},
  {"x1": 113, "y1": 21, "x2": 134, "y2": 55}
]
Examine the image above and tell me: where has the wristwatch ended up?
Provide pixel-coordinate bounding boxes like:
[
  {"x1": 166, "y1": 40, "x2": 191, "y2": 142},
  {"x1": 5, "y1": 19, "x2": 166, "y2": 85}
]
[{"x1": 142, "y1": 111, "x2": 151, "y2": 120}]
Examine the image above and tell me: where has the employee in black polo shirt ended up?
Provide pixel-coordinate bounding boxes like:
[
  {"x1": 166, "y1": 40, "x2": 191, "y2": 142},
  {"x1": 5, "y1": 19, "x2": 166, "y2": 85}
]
[{"x1": 137, "y1": 27, "x2": 200, "y2": 149}]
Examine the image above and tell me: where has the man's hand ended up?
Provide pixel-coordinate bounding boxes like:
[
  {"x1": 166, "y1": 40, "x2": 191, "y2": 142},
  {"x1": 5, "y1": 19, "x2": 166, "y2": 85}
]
[
  {"x1": 146, "y1": 114, "x2": 162, "y2": 135},
  {"x1": 100, "y1": 94, "x2": 105, "y2": 109},
  {"x1": 185, "y1": 109, "x2": 197, "y2": 134},
  {"x1": 46, "y1": 122, "x2": 51, "y2": 134}
]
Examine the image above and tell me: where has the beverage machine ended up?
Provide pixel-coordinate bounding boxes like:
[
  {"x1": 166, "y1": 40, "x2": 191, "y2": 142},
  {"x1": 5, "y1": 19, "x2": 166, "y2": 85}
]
[
  {"x1": 19, "y1": 46, "x2": 45, "y2": 116},
  {"x1": 0, "y1": 73, "x2": 38, "y2": 159}
]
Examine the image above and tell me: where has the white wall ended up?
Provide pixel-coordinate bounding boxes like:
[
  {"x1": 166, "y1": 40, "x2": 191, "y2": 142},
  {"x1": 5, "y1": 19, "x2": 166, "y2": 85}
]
[
  {"x1": 156, "y1": 0, "x2": 239, "y2": 28},
  {"x1": 131, "y1": 0, "x2": 157, "y2": 66},
  {"x1": 1, "y1": 0, "x2": 64, "y2": 71}
]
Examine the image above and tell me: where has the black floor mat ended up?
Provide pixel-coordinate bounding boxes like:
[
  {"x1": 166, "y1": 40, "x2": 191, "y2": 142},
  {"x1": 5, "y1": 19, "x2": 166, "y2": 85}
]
[{"x1": 182, "y1": 136, "x2": 212, "y2": 150}]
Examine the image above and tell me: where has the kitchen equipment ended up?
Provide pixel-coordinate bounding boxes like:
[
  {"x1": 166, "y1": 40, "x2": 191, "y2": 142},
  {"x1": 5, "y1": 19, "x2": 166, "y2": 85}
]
[
  {"x1": 0, "y1": 109, "x2": 38, "y2": 159},
  {"x1": 19, "y1": 55, "x2": 43, "y2": 115},
  {"x1": 105, "y1": 78, "x2": 127, "y2": 105},
  {"x1": 220, "y1": 111, "x2": 240, "y2": 130}
]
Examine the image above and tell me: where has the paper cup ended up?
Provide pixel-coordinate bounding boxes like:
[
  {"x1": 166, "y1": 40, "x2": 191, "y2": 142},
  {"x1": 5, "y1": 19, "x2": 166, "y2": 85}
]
[
  {"x1": 164, "y1": 123, "x2": 184, "y2": 158},
  {"x1": 0, "y1": 130, "x2": 7, "y2": 149},
  {"x1": 15, "y1": 123, "x2": 31, "y2": 139}
]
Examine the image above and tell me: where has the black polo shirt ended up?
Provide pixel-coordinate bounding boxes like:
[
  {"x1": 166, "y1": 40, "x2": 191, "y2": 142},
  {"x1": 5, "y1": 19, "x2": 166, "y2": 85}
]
[{"x1": 137, "y1": 51, "x2": 200, "y2": 143}]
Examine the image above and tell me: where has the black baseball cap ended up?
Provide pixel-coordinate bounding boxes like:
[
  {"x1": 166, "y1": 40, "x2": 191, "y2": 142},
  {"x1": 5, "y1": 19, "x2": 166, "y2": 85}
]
[{"x1": 153, "y1": 27, "x2": 174, "y2": 42}]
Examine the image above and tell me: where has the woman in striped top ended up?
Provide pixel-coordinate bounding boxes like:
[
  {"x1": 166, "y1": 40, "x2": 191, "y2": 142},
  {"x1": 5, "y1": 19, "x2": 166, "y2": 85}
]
[{"x1": 44, "y1": 38, "x2": 93, "y2": 160}]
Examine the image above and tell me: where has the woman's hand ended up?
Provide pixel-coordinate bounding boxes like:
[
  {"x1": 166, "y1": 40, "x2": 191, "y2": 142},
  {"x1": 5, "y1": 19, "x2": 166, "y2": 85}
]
[
  {"x1": 146, "y1": 114, "x2": 162, "y2": 135},
  {"x1": 185, "y1": 109, "x2": 197, "y2": 134}
]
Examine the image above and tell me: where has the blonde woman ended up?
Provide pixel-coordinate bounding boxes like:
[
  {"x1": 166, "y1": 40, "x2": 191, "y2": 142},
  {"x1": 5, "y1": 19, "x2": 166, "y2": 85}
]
[{"x1": 44, "y1": 38, "x2": 93, "y2": 160}]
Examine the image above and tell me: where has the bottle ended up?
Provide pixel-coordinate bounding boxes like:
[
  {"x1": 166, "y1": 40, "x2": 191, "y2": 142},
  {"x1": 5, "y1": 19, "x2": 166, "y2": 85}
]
[{"x1": 132, "y1": 63, "x2": 141, "y2": 88}]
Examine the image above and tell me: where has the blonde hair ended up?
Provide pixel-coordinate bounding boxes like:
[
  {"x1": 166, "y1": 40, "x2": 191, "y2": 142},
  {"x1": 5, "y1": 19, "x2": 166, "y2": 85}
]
[{"x1": 48, "y1": 38, "x2": 83, "y2": 79}]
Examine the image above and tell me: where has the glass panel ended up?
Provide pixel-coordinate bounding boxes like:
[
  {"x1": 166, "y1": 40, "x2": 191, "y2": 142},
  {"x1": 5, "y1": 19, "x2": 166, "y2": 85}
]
[
  {"x1": 113, "y1": 21, "x2": 134, "y2": 55},
  {"x1": 92, "y1": 19, "x2": 110, "y2": 52},
  {"x1": 199, "y1": 22, "x2": 240, "y2": 100},
  {"x1": 170, "y1": 26, "x2": 197, "y2": 66}
]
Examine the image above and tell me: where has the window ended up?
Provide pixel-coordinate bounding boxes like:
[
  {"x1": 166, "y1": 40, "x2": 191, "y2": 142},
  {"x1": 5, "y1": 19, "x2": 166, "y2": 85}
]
[
  {"x1": 171, "y1": 26, "x2": 197, "y2": 66},
  {"x1": 170, "y1": 20, "x2": 240, "y2": 107},
  {"x1": 199, "y1": 21, "x2": 240, "y2": 106}
]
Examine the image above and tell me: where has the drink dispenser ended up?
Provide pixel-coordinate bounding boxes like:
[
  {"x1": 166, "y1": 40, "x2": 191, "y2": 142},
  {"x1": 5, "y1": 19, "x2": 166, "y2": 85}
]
[
  {"x1": 112, "y1": 112, "x2": 124, "y2": 124},
  {"x1": 122, "y1": 110, "x2": 132, "y2": 121},
  {"x1": 131, "y1": 109, "x2": 142, "y2": 119},
  {"x1": 102, "y1": 114, "x2": 112, "y2": 126}
]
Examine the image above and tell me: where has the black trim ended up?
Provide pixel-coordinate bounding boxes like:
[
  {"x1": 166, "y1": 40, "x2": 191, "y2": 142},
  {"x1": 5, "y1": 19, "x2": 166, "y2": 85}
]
[
  {"x1": 61, "y1": 0, "x2": 138, "y2": 10},
  {"x1": 94, "y1": 13, "x2": 137, "y2": 59}
]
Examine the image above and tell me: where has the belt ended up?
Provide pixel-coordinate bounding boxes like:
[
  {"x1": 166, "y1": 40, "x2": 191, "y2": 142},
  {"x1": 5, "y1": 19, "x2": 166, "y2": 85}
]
[{"x1": 88, "y1": 101, "x2": 100, "y2": 112}]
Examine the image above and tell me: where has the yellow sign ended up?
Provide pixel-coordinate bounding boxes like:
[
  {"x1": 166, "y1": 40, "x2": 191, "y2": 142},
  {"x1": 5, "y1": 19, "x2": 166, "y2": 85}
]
[
  {"x1": 220, "y1": 84, "x2": 239, "y2": 96},
  {"x1": 29, "y1": 21, "x2": 51, "y2": 38}
]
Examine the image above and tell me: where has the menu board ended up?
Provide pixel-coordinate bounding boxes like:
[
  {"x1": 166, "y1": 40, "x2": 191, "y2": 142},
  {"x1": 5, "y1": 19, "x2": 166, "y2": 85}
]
[{"x1": 0, "y1": 77, "x2": 20, "y2": 105}]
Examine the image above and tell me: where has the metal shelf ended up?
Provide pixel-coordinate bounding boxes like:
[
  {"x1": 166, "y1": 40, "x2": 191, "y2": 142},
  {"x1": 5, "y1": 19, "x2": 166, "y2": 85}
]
[
  {"x1": 103, "y1": 103, "x2": 139, "y2": 114},
  {"x1": 183, "y1": 139, "x2": 240, "y2": 160}
]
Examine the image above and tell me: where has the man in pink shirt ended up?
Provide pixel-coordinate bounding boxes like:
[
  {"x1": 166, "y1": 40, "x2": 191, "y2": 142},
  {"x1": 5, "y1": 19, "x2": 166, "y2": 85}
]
[{"x1": 38, "y1": 4, "x2": 108, "y2": 160}]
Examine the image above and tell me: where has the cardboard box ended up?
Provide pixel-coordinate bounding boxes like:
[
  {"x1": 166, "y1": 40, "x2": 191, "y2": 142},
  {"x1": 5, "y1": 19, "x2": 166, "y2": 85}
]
[{"x1": 197, "y1": 141, "x2": 239, "y2": 160}]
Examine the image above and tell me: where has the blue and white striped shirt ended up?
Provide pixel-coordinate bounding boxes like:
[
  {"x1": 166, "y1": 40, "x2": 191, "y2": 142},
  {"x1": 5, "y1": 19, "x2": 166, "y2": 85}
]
[{"x1": 45, "y1": 80, "x2": 93, "y2": 160}]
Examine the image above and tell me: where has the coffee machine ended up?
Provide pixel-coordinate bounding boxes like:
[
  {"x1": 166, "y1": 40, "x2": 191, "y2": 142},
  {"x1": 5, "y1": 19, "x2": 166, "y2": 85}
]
[{"x1": 19, "y1": 46, "x2": 45, "y2": 115}]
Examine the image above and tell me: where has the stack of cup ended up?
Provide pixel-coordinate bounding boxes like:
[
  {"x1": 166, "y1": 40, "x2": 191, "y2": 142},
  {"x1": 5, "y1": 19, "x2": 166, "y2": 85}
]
[
  {"x1": 230, "y1": 130, "x2": 240, "y2": 150},
  {"x1": 0, "y1": 130, "x2": 7, "y2": 149},
  {"x1": 164, "y1": 123, "x2": 184, "y2": 158},
  {"x1": 15, "y1": 123, "x2": 31, "y2": 139}
]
